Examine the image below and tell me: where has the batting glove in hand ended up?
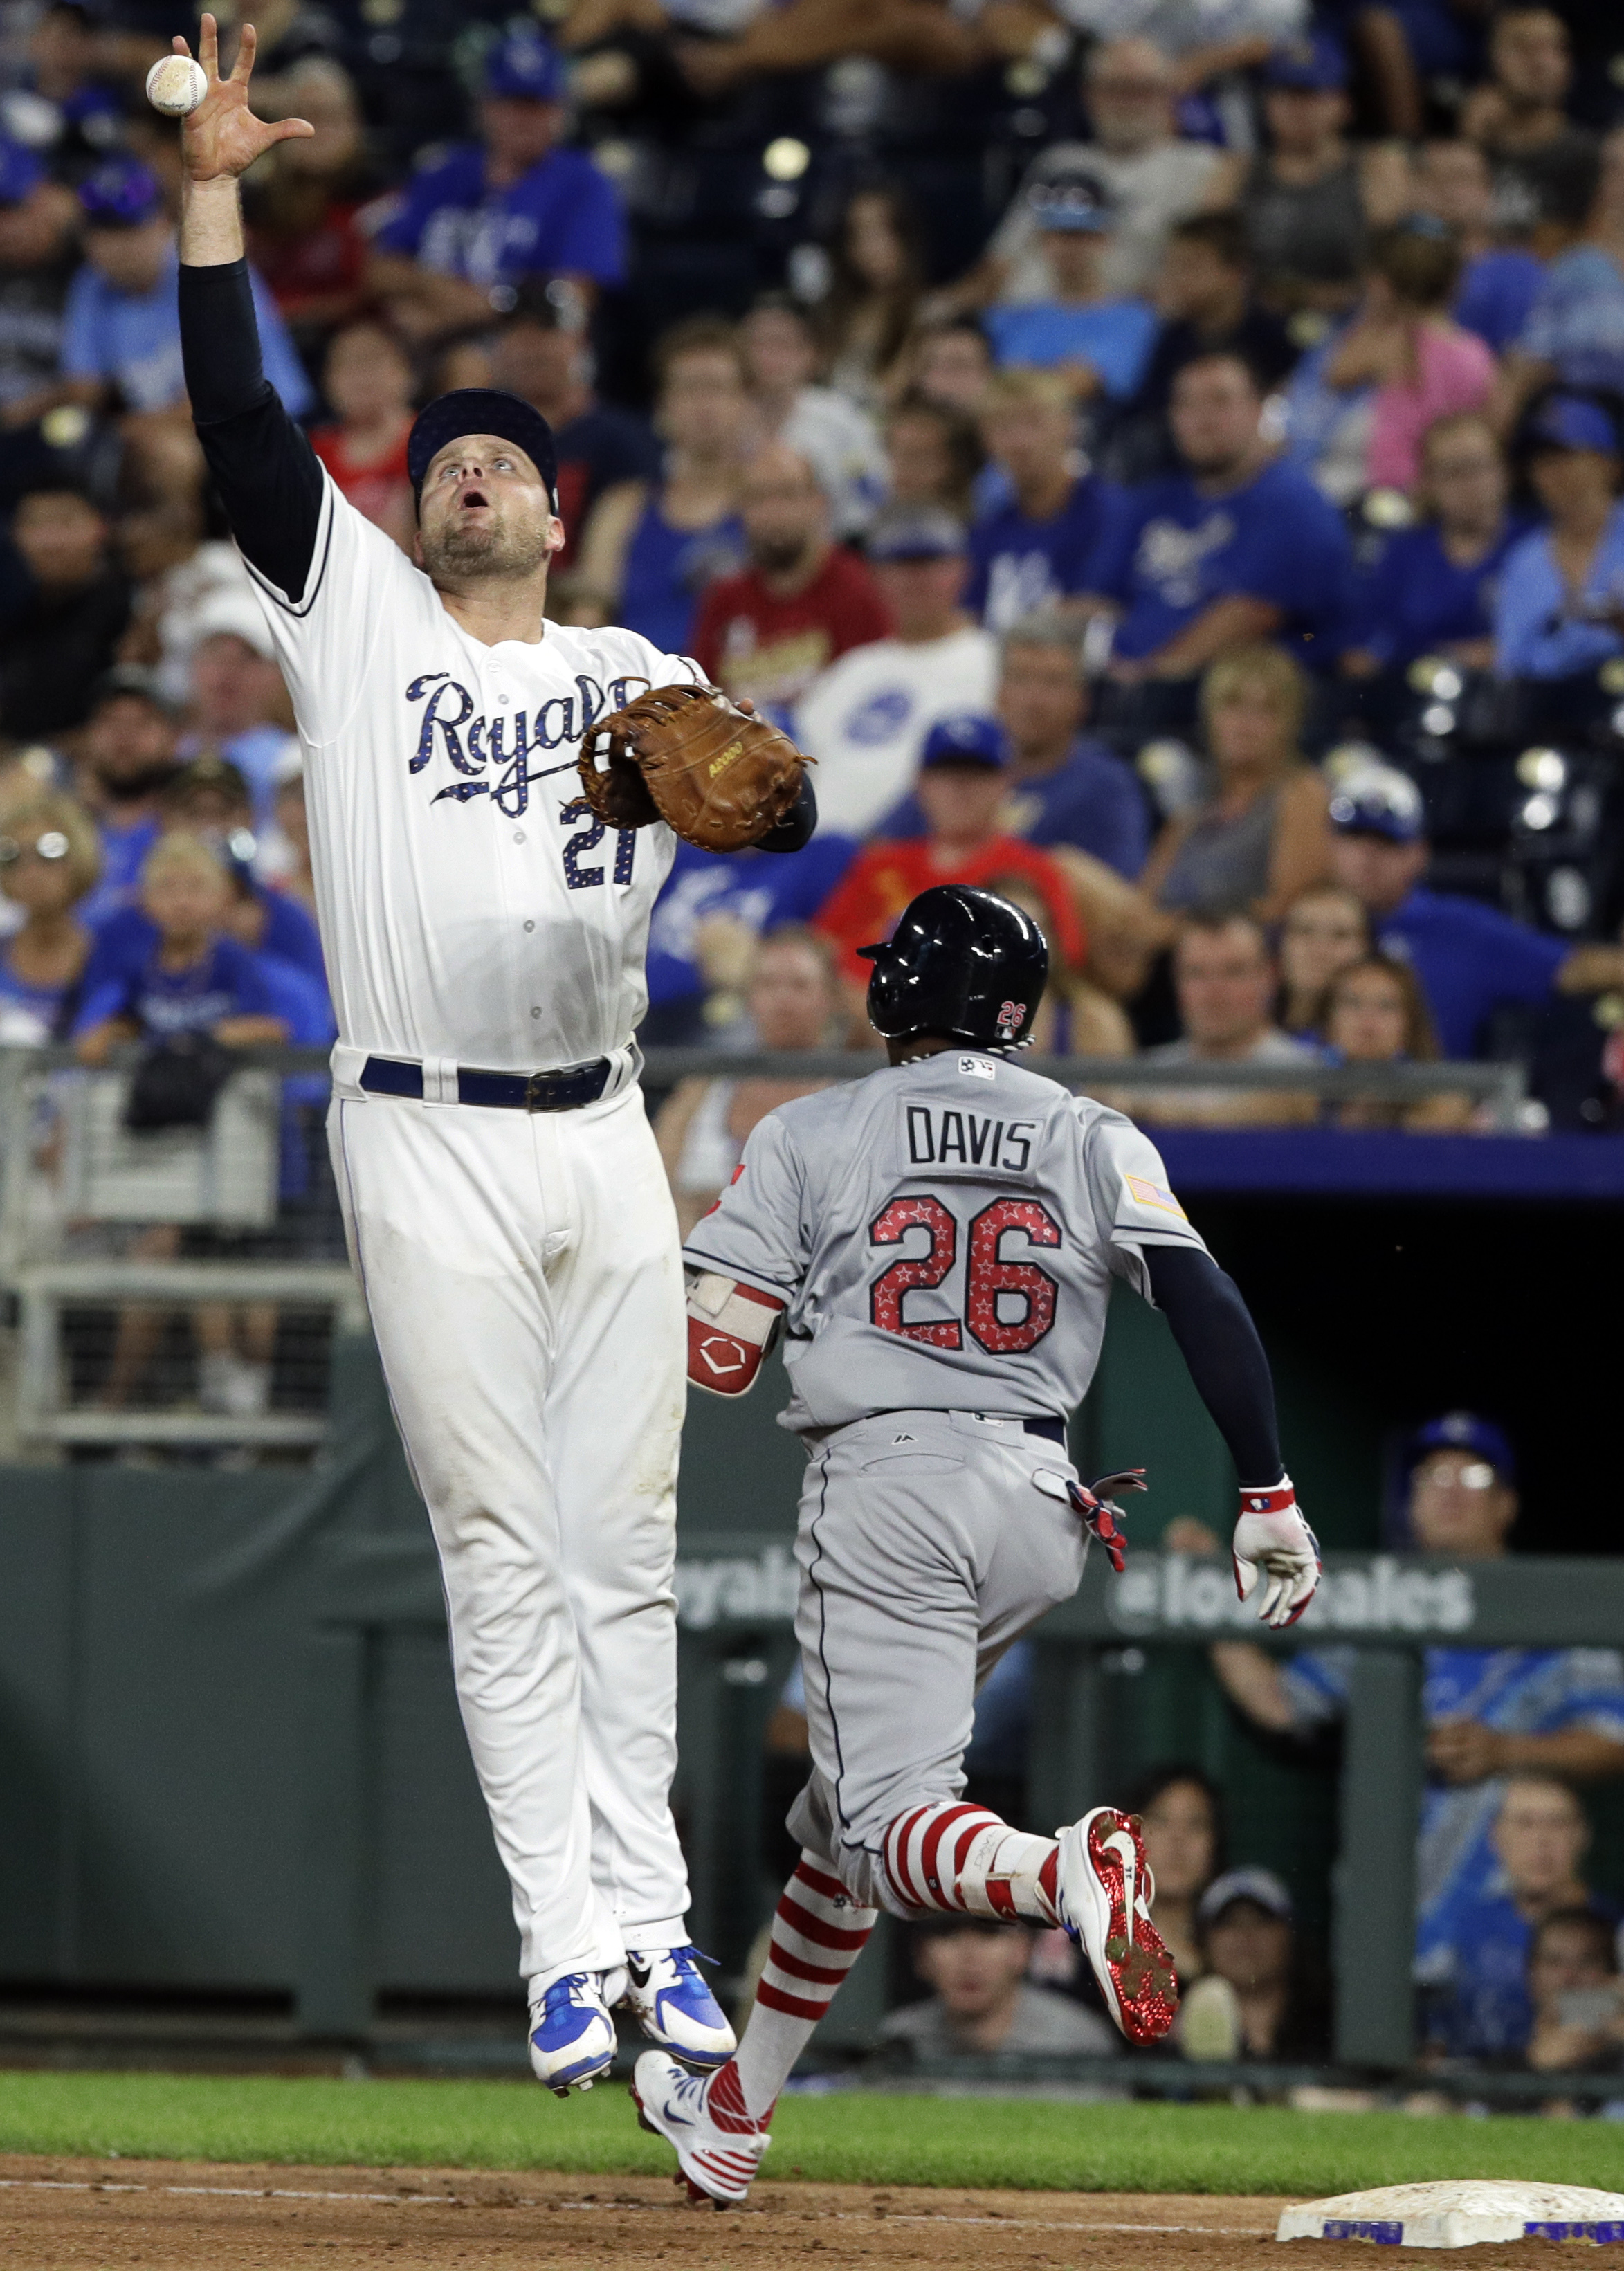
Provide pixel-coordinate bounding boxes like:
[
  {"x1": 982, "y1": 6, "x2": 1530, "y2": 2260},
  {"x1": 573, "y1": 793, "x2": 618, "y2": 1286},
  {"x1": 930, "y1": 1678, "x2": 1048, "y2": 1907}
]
[
  {"x1": 1232, "y1": 1479, "x2": 1320, "y2": 1629},
  {"x1": 1068, "y1": 1469, "x2": 1147, "y2": 1575}
]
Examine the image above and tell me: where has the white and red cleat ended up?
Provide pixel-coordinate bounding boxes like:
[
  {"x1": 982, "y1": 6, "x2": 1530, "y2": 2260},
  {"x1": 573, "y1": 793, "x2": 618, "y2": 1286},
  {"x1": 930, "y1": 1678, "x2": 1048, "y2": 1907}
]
[
  {"x1": 630, "y1": 2051, "x2": 771, "y2": 2208},
  {"x1": 1055, "y1": 1806, "x2": 1179, "y2": 2045}
]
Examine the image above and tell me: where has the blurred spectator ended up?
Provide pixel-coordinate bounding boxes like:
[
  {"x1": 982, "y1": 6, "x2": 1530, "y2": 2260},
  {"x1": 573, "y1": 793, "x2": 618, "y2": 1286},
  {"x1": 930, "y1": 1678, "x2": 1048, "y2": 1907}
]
[
  {"x1": 181, "y1": 589, "x2": 297, "y2": 826},
  {"x1": 1127, "y1": 911, "x2": 1317, "y2": 1127},
  {"x1": 643, "y1": 826, "x2": 857, "y2": 1044},
  {"x1": 1179, "y1": 1868, "x2": 1330, "y2": 2061},
  {"x1": 73, "y1": 668, "x2": 180, "y2": 926},
  {"x1": 1411, "y1": 140, "x2": 1544, "y2": 356},
  {"x1": 909, "y1": 316, "x2": 995, "y2": 423},
  {"x1": 984, "y1": 168, "x2": 1158, "y2": 409},
  {"x1": 819, "y1": 184, "x2": 927, "y2": 411},
  {"x1": 0, "y1": 135, "x2": 81, "y2": 430},
  {"x1": 1210, "y1": 1413, "x2": 1624, "y2": 2018},
  {"x1": 882, "y1": 393, "x2": 984, "y2": 520},
  {"x1": 62, "y1": 156, "x2": 312, "y2": 419},
  {"x1": 655, "y1": 926, "x2": 843, "y2": 1234},
  {"x1": 793, "y1": 506, "x2": 996, "y2": 839},
  {"x1": 139, "y1": 754, "x2": 325, "y2": 985},
  {"x1": 967, "y1": 369, "x2": 1125, "y2": 632},
  {"x1": 976, "y1": 39, "x2": 1239, "y2": 309},
  {"x1": 1522, "y1": 1907, "x2": 1624, "y2": 2079},
  {"x1": 1084, "y1": 353, "x2": 1353, "y2": 682},
  {"x1": 1142, "y1": 644, "x2": 1329, "y2": 920},
  {"x1": 308, "y1": 321, "x2": 415, "y2": 551},
  {"x1": 814, "y1": 715, "x2": 1086, "y2": 984},
  {"x1": 571, "y1": 317, "x2": 747, "y2": 648},
  {"x1": 1326, "y1": 766, "x2": 1624, "y2": 1057},
  {"x1": 74, "y1": 830, "x2": 289, "y2": 1068},
  {"x1": 241, "y1": 57, "x2": 376, "y2": 354},
  {"x1": 1317, "y1": 952, "x2": 1472, "y2": 1131},
  {"x1": 1495, "y1": 392, "x2": 1624, "y2": 680},
  {"x1": 1276, "y1": 879, "x2": 1369, "y2": 1036},
  {"x1": 1460, "y1": 4, "x2": 1596, "y2": 239},
  {"x1": 115, "y1": 502, "x2": 249, "y2": 715},
  {"x1": 882, "y1": 612, "x2": 1150, "y2": 875},
  {"x1": 1332, "y1": 224, "x2": 1497, "y2": 496},
  {"x1": 489, "y1": 298, "x2": 660, "y2": 570},
  {"x1": 0, "y1": 792, "x2": 97, "y2": 1042},
  {"x1": 691, "y1": 444, "x2": 891, "y2": 713},
  {"x1": 0, "y1": 479, "x2": 129, "y2": 737},
  {"x1": 1493, "y1": 140, "x2": 1623, "y2": 424},
  {"x1": 1342, "y1": 413, "x2": 1523, "y2": 676},
  {"x1": 369, "y1": 33, "x2": 625, "y2": 339},
  {"x1": 882, "y1": 1917, "x2": 1119, "y2": 2059},
  {"x1": 9, "y1": 1, "x2": 125, "y2": 184},
  {"x1": 1132, "y1": 1762, "x2": 1224, "y2": 1987},
  {"x1": 1242, "y1": 35, "x2": 1409, "y2": 314},
  {"x1": 1113, "y1": 212, "x2": 1295, "y2": 478},
  {"x1": 740, "y1": 295, "x2": 886, "y2": 539},
  {"x1": 1424, "y1": 1776, "x2": 1609, "y2": 2059}
]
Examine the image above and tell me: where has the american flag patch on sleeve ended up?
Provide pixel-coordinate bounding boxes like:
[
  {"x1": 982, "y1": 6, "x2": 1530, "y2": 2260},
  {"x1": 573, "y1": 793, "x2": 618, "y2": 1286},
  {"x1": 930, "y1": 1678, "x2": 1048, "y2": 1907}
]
[{"x1": 1124, "y1": 1174, "x2": 1188, "y2": 1220}]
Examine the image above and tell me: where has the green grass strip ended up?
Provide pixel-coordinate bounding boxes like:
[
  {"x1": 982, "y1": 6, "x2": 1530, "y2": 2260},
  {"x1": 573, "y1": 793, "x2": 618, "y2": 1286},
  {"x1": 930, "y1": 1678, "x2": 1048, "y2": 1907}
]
[{"x1": 0, "y1": 2070, "x2": 1621, "y2": 2195}]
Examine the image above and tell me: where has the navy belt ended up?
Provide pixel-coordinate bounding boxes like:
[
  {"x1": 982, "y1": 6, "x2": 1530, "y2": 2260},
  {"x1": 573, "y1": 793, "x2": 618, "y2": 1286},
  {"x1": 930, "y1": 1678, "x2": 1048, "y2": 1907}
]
[
  {"x1": 359, "y1": 1055, "x2": 612, "y2": 1113},
  {"x1": 1023, "y1": 1416, "x2": 1067, "y2": 1445}
]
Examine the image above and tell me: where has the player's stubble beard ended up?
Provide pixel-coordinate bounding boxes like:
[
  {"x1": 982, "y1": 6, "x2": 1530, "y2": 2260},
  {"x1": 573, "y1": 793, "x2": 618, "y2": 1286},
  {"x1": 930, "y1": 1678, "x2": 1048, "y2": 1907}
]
[{"x1": 420, "y1": 502, "x2": 554, "y2": 590}]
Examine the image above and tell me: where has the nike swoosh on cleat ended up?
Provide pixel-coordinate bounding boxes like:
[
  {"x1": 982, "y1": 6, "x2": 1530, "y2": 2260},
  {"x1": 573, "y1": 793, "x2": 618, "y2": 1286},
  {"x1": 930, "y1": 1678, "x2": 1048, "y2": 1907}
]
[{"x1": 1102, "y1": 1828, "x2": 1138, "y2": 1937}]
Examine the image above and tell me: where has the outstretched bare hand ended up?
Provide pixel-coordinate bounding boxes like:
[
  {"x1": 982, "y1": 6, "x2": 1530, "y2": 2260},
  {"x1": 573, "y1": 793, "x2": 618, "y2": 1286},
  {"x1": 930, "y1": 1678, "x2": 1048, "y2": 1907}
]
[{"x1": 178, "y1": 13, "x2": 313, "y2": 183}]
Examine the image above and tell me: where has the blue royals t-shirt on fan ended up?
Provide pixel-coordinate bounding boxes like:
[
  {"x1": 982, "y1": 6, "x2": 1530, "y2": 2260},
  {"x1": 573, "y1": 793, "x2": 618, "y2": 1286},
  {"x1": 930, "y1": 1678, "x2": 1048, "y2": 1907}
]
[
  {"x1": 376, "y1": 145, "x2": 626, "y2": 291},
  {"x1": 966, "y1": 473, "x2": 1126, "y2": 634},
  {"x1": 1095, "y1": 457, "x2": 1352, "y2": 662},
  {"x1": 73, "y1": 934, "x2": 278, "y2": 1039}
]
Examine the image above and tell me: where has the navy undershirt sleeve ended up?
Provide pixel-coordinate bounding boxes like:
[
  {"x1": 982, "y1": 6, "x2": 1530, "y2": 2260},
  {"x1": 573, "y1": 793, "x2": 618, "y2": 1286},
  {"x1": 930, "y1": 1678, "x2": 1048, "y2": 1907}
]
[
  {"x1": 1144, "y1": 1243, "x2": 1285, "y2": 1488},
  {"x1": 179, "y1": 259, "x2": 324, "y2": 602}
]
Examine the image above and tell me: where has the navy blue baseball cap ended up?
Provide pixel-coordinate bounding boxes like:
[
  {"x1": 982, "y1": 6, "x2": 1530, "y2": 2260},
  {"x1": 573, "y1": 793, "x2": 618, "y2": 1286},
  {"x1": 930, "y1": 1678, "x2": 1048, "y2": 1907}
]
[
  {"x1": 1409, "y1": 1411, "x2": 1516, "y2": 1483},
  {"x1": 920, "y1": 713, "x2": 1010, "y2": 770},
  {"x1": 1028, "y1": 166, "x2": 1115, "y2": 233},
  {"x1": 867, "y1": 506, "x2": 967, "y2": 563},
  {"x1": 484, "y1": 31, "x2": 566, "y2": 101},
  {"x1": 1265, "y1": 33, "x2": 1348, "y2": 89},
  {"x1": 78, "y1": 154, "x2": 164, "y2": 228},
  {"x1": 1198, "y1": 1867, "x2": 1293, "y2": 1929},
  {"x1": 1529, "y1": 393, "x2": 1619, "y2": 455},
  {"x1": 1327, "y1": 765, "x2": 1425, "y2": 844},
  {"x1": 0, "y1": 136, "x2": 43, "y2": 208},
  {"x1": 406, "y1": 389, "x2": 560, "y2": 510}
]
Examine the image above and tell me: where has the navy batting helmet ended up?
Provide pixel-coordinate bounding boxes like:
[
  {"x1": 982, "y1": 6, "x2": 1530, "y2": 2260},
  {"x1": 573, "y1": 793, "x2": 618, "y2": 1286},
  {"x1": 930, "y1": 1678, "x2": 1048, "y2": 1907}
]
[{"x1": 859, "y1": 885, "x2": 1048, "y2": 1051}]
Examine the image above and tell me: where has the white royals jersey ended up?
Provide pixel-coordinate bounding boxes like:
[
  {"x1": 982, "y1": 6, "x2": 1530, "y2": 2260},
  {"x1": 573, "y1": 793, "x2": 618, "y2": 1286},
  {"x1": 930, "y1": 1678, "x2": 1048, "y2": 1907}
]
[{"x1": 244, "y1": 468, "x2": 703, "y2": 1073}]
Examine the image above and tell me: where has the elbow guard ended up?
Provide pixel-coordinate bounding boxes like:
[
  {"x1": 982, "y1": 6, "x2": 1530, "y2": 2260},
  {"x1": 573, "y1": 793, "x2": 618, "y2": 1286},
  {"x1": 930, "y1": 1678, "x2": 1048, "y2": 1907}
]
[{"x1": 685, "y1": 1270, "x2": 785, "y2": 1395}]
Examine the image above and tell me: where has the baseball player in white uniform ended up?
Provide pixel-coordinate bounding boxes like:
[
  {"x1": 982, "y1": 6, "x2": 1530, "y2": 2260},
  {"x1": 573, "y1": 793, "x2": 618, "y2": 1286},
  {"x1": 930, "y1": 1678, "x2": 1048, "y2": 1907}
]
[
  {"x1": 172, "y1": 17, "x2": 818, "y2": 2092},
  {"x1": 632, "y1": 884, "x2": 1322, "y2": 2204}
]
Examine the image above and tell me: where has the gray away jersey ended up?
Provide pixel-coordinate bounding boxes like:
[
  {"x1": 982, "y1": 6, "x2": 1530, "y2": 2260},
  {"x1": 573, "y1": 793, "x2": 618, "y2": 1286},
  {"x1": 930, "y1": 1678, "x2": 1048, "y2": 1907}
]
[{"x1": 683, "y1": 1049, "x2": 1209, "y2": 1432}]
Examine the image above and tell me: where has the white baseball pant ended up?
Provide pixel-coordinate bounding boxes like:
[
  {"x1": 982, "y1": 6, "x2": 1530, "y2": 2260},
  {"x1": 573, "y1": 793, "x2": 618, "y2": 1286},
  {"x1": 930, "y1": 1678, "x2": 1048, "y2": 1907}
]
[{"x1": 329, "y1": 1075, "x2": 691, "y2": 1989}]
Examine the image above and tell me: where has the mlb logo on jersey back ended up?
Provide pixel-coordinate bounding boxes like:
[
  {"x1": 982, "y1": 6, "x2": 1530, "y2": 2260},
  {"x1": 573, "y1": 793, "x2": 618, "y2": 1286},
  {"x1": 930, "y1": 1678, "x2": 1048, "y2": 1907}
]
[{"x1": 958, "y1": 1055, "x2": 995, "y2": 1080}]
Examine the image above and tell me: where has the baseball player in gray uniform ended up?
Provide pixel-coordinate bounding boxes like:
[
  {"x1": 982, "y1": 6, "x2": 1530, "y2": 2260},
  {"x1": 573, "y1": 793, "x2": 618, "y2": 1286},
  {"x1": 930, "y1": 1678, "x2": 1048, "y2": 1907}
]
[{"x1": 632, "y1": 884, "x2": 1322, "y2": 2205}]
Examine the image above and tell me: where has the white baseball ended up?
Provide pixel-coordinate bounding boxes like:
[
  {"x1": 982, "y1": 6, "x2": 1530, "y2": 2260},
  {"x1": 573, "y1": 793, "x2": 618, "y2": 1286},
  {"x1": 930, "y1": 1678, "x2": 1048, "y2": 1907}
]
[{"x1": 145, "y1": 55, "x2": 208, "y2": 117}]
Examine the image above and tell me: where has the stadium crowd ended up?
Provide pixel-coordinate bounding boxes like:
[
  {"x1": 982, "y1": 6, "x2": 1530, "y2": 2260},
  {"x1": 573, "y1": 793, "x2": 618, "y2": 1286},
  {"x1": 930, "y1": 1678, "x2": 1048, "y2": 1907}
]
[{"x1": 2, "y1": 0, "x2": 1624, "y2": 1129}]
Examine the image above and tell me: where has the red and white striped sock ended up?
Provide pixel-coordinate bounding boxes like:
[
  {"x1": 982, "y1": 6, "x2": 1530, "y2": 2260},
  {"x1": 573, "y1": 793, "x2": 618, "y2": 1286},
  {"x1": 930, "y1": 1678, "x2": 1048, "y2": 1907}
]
[
  {"x1": 728, "y1": 1854, "x2": 877, "y2": 2122},
  {"x1": 883, "y1": 1800, "x2": 1060, "y2": 1925}
]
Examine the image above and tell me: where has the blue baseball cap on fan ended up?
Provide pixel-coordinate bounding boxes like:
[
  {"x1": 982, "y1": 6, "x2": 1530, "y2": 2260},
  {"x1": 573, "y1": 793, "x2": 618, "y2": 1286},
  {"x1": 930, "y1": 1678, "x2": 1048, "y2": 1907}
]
[
  {"x1": 78, "y1": 155, "x2": 164, "y2": 228},
  {"x1": 1327, "y1": 765, "x2": 1425, "y2": 845},
  {"x1": 1409, "y1": 1412, "x2": 1516, "y2": 1482},
  {"x1": 920, "y1": 714, "x2": 1010, "y2": 770},
  {"x1": 1265, "y1": 33, "x2": 1348, "y2": 89},
  {"x1": 1529, "y1": 393, "x2": 1619, "y2": 455},
  {"x1": 484, "y1": 31, "x2": 566, "y2": 101},
  {"x1": 0, "y1": 136, "x2": 43, "y2": 208}
]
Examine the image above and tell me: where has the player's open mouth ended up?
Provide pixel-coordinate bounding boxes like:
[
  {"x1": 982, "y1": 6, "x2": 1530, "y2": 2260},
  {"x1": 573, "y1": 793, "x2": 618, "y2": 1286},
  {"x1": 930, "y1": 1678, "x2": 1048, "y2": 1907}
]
[{"x1": 459, "y1": 489, "x2": 489, "y2": 511}]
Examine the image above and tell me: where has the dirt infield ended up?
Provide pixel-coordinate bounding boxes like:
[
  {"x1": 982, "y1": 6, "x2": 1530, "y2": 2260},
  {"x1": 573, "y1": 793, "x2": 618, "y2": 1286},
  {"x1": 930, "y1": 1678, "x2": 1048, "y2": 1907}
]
[{"x1": 0, "y1": 2155, "x2": 1598, "y2": 2268}]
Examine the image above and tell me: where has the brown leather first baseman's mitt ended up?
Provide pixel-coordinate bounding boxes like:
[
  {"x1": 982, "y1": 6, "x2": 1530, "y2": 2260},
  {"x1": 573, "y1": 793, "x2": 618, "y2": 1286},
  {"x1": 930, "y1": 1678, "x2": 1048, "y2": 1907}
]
[{"x1": 576, "y1": 683, "x2": 808, "y2": 854}]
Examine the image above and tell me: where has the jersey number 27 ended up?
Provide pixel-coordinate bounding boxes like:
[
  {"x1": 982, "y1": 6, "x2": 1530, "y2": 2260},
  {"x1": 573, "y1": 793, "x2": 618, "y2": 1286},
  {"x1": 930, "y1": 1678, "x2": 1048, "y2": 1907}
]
[{"x1": 868, "y1": 1191, "x2": 1060, "y2": 1356}]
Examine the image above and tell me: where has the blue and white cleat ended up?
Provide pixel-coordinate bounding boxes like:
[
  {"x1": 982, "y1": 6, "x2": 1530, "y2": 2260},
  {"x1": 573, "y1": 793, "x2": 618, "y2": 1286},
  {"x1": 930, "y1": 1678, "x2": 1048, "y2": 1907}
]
[
  {"x1": 528, "y1": 1970, "x2": 620, "y2": 2096},
  {"x1": 630, "y1": 2051, "x2": 769, "y2": 2207},
  {"x1": 622, "y1": 1945, "x2": 736, "y2": 2069}
]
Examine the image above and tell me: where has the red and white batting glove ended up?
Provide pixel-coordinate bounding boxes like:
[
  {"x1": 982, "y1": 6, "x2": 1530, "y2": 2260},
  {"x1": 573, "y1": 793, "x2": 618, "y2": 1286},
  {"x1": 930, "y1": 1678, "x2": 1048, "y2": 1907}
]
[
  {"x1": 1232, "y1": 1478, "x2": 1321, "y2": 1629},
  {"x1": 1066, "y1": 1469, "x2": 1147, "y2": 1575}
]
